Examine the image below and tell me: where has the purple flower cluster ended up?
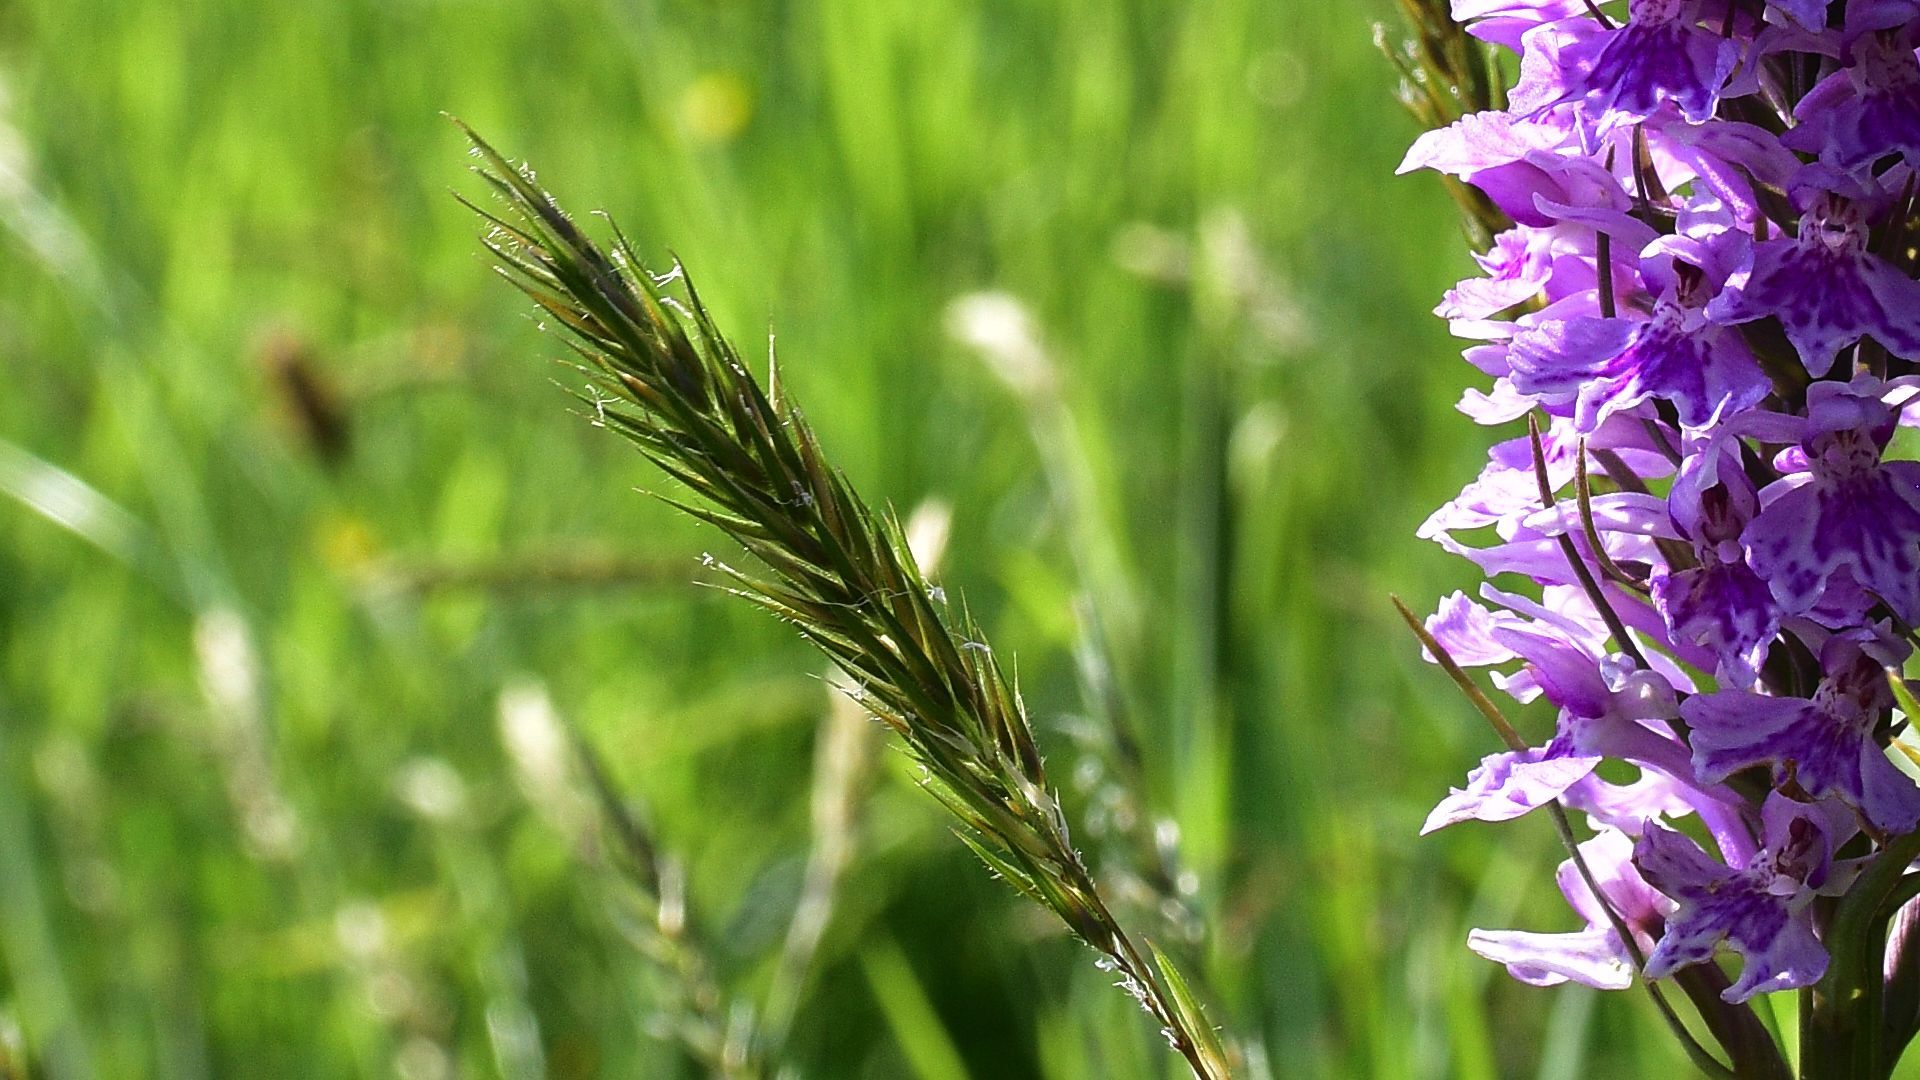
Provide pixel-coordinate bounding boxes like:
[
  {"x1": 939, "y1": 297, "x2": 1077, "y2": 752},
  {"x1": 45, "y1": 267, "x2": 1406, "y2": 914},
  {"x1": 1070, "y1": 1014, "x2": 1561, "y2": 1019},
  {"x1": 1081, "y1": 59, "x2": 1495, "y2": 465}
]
[{"x1": 1405, "y1": 0, "x2": 1920, "y2": 1004}]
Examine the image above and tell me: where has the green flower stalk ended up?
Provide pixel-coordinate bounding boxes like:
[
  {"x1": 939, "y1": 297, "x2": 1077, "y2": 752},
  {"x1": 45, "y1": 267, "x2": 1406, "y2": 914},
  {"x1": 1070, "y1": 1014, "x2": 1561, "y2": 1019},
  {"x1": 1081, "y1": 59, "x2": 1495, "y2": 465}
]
[{"x1": 456, "y1": 123, "x2": 1232, "y2": 1080}]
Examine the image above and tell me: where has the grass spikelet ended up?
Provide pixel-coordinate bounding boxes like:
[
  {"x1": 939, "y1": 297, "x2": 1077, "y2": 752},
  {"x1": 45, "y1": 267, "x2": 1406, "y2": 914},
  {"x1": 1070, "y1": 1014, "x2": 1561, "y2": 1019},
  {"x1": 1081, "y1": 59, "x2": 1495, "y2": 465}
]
[{"x1": 457, "y1": 122, "x2": 1232, "y2": 1079}]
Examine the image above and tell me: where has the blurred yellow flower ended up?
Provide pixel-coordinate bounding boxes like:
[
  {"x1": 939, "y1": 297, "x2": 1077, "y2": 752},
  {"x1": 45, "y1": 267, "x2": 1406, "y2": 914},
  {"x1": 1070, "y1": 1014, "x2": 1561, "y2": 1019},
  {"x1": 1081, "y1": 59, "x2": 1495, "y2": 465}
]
[{"x1": 679, "y1": 71, "x2": 752, "y2": 143}]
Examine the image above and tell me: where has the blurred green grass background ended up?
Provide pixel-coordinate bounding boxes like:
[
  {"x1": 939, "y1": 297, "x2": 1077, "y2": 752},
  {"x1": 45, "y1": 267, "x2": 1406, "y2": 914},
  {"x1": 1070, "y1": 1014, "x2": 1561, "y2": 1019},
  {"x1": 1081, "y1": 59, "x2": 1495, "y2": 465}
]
[{"x1": 0, "y1": 0, "x2": 1714, "y2": 1076}]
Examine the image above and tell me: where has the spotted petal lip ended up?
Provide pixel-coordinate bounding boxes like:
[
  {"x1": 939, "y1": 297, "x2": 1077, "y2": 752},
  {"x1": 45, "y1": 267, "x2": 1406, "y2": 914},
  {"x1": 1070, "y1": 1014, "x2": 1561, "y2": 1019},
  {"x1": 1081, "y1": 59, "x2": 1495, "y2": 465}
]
[
  {"x1": 1740, "y1": 381, "x2": 1920, "y2": 626},
  {"x1": 1654, "y1": 559, "x2": 1778, "y2": 686},
  {"x1": 1706, "y1": 200, "x2": 1920, "y2": 373},
  {"x1": 1686, "y1": 635, "x2": 1920, "y2": 833},
  {"x1": 1785, "y1": 34, "x2": 1920, "y2": 171},
  {"x1": 1508, "y1": 303, "x2": 1770, "y2": 432},
  {"x1": 1634, "y1": 796, "x2": 1846, "y2": 1002},
  {"x1": 1564, "y1": 12, "x2": 1741, "y2": 129}
]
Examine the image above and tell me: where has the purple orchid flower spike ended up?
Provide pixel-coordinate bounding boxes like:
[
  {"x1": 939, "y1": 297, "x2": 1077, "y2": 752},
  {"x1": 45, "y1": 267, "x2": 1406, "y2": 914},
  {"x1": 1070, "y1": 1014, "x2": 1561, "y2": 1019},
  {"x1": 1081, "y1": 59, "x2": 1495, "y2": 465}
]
[
  {"x1": 1396, "y1": 0, "x2": 1920, "y2": 1066},
  {"x1": 1638, "y1": 794, "x2": 1859, "y2": 1002},
  {"x1": 1786, "y1": 31, "x2": 1920, "y2": 171},
  {"x1": 1707, "y1": 187, "x2": 1920, "y2": 374},
  {"x1": 1742, "y1": 376, "x2": 1920, "y2": 625},
  {"x1": 1684, "y1": 631, "x2": 1920, "y2": 833},
  {"x1": 1470, "y1": 829, "x2": 1672, "y2": 990},
  {"x1": 1653, "y1": 441, "x2": 1781, "y2": 687}
]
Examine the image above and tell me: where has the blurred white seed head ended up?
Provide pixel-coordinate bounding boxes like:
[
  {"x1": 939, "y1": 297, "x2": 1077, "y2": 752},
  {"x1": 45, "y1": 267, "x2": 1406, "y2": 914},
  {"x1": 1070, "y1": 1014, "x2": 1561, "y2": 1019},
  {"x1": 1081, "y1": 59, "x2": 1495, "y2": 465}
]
[
  {"x1": 499, "y1": 680, "x2": 568, "y2": 795},
  {"x1": 903, "y1": 499, "x2": 952, "y2": 578},
  {"x1": 1197, "y1": 209, "x2": 1309, "y2": 349},
  {"x1": 335, "y1": 900, "x2": 389, "y2": 961},
  {"x1": 1111, "y1": 222, "x2": 1191, "y2": 284},
  {"x1": 366, "y1": 970, "x2": 418, "y2": 1022},
  {"x1": 394, "y1": 758, "x2": 468, "y2": 824},
  {"x1": 1153, "y1": 818, "x2": 1182, "y2": 856},
  {"x1": 194, "y1": 608, "x2": 260, "y2": 731},
  {"x1": 1072, "y1": 756, "x2": 1103, "y2": 794},
  {"x1": 1175, "y1": 871, "x2": 1202, "y2": 900},
  {"x1": 656, "y1": 853, "x2": 688, "y2": 939},
  {"x1": 946, "y1": 291, "x2": 1054, "y2": 399},
  {"x1": 243, "y1": 801, "x2": 301, "y2": 858},
  {"x1": 393, "y1": 1036, "x2": 451, "y2": 1080},
  {"x1": 497, "y1": 678, "x2": 593, "y2": 837},
  {"x1": 193, "y1": 608, "x2": 303, "y2": 859},
  {"x1": 1112, "y1": 210, "x2": 1310, "y2": 352}
]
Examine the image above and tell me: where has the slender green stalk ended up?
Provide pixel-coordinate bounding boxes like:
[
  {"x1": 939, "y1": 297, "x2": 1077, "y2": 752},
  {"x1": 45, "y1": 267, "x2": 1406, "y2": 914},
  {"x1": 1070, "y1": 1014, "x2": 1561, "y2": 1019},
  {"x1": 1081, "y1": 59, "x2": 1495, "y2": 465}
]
[
  {"x1": 1803, "y1": 831, "x2": 1920, "y2": 1080},
  {"x1": 498, "y1": 682, "x2": 764, "y2": 1078},
  {"x1": 0, "y1": 694, "x2": 99, "y2": 1080},
  {"x1": 757, "y1": 685, "x2": 878, "y2": 1057},
  {"x1": 457, "y1": 123, "x2": 1232, "y2": 1080}
]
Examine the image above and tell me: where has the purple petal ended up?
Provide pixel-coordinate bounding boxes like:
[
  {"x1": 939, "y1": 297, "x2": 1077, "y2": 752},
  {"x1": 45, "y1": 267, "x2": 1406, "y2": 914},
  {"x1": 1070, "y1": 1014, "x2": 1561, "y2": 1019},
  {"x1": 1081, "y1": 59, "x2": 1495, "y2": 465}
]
[
  {"x1": 1634, "y1": 823, "x2": 1734, "y2": 899},
  {"x1": 1423, "y1": 748, "x2": 1604, "y2": 833},
  {"x1": 1494, "y1": 625, "x2": 1615, "y2": 717},
  {"x1": 1856, "y1": 738, "x2": 1920, "y2": 836},
  {"x1": 1684, "y1": 668, "x2": 1920, "y2": 834},
  {"x1": 1509, "y1": 316, "x2": 1640, "y2": 397},
  {"x1": 1718, "y1": 908, "x2": 1827, "y2": 1001},
  {"x1": 1459, "y1": 379, "x2": 1540, "y2": 425},
  {"x1": 1558, "y1": 829, "x2": 1672, "y2": 930},
  {"x1": 1468, "y1": 927, "x2": 1635, "y2": 989},
  {"x1": 1441, "y1": 228, "x2": 1555, "y2": 321},
  {"x1": 1564, "y1": 768, "x2": 1698, "y2": 835},
  {"x1": 1773, "y1": 0, "x2": 1832, "y2": 26},
  {"x1": 1684, "y1": 690, "x2": 1813, "y2": 785},
  {"x1": 1399, "y1": 112, "x2": 1576, "y2": 228},
  {"x1": 1425, "y1": 592, "x2": 1519, "y2": 666}
]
